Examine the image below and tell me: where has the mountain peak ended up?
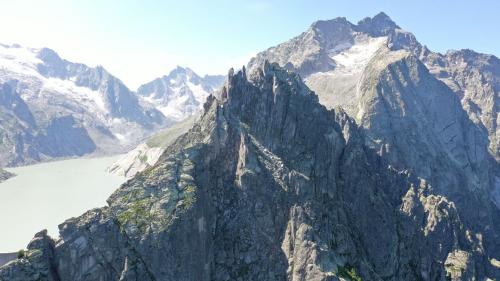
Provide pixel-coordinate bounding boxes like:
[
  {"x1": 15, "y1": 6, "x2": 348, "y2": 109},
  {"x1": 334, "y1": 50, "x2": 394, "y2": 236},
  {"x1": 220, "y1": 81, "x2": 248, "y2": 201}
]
[
  {"x1": 36, "y1": 47, "x2": 62, "y2": 64},
  {"x1": 168, "y1": 65, "x2": 197, "y2": 78},
  {"x1": 310, "y1": 12, "x2": 399, "y2": 37},
  {"x1": 372, "y1": 12, "x2": 395, "y2": 22},
  {"x1": 310, "y1": 17, "x2": 354, "y2": 33},
  {"x1": 357, "y1": 12, "x2": 400, "y2": 36}
]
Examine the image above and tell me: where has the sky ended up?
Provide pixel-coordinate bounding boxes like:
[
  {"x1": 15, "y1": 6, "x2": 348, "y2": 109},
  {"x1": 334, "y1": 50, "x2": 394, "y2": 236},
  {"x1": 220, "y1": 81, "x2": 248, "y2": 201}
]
[{"x1": 0, "y1": 0, "x2": 498, "y2": 89}]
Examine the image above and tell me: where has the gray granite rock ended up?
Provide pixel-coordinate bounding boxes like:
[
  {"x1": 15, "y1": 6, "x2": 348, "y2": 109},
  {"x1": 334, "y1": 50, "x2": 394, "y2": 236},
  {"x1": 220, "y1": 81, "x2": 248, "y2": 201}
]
[
  {"x1": 2, "y1": 63, "x2": 498, "y2": 280},
  {"x1": 247, "y1": 13, "x2": 500, "y2": 280},
  {"x1": 0, "y1": 230, "x2": 58, "y2": 281}
]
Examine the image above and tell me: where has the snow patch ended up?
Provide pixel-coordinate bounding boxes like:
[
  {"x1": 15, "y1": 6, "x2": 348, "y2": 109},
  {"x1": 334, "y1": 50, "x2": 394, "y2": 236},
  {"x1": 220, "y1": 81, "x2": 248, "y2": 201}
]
[
  {"x1": 0, "y1": 44, "x2": 109, "y2": 115},
  {"x1": 328, "y1": 42, "x2": 352, "y2": 54},
  {"x1": 187, "y1": 81, "x2": 209, "y2": 104},
  {"x1": 143, "y1": 78, "x2": 210, "y2": 122},
  {"x1": 330, "y1": 36, "x2": 387, "y2": 74},
  {"x1": 304, "y1": 35, "x2": 388, "y2": 113},
  {"x1": 114, "y1": 133, "x2": 126, "y2": 141},
  {"x1": 0, "y1": 44, "x2": 43, "y2": 80},
  {"x1": 43, "y1": 77, "x2": 106, "y2": 112}
]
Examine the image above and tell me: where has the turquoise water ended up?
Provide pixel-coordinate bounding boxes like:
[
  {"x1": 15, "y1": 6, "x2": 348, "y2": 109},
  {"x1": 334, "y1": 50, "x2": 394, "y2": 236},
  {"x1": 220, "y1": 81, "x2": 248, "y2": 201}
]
[{"x1": 0, "y1": 156, "x2": 125, "y2": 252}]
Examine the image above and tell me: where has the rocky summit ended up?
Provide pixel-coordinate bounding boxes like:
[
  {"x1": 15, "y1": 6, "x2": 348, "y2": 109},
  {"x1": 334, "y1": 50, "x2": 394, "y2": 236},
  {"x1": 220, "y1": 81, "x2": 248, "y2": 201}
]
[{"x1": 1, "y1": 12, "x2": 500, "y2": 281}]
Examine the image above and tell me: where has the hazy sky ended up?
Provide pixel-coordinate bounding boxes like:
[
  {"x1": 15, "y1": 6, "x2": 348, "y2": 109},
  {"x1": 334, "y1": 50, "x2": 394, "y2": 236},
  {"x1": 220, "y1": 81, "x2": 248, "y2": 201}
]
[{"x1": 0, "y1": 0, "x2": 498, "y2": 89}]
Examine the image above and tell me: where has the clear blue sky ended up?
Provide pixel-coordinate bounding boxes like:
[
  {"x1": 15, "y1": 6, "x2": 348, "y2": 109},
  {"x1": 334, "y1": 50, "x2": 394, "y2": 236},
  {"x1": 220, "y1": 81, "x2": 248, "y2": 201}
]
[{"x1": 0, "y1": 0, "x2": 498, "y2": 88}]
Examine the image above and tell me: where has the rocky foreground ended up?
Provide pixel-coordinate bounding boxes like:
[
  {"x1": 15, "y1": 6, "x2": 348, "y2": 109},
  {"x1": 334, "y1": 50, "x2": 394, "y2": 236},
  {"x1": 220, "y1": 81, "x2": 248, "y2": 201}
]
[
  {"x1": 0, "y1": 169, "x2": 13, "y2": 182},
  {"x1": 1, "y1": 62, "x2": 499, "y2": 280}
]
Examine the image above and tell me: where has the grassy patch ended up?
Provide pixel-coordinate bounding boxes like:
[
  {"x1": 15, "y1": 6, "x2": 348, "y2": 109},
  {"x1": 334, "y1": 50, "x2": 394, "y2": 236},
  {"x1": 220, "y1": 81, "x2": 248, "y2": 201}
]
[
  {"x1": 139, "y1": 154, "x2": 148, "y2": 164},
  {"x1": 117, "y1": 197, "x2": 155, "y2": 231},
  {"x1": 180, "y1": 184, "x2": 197, "y2": 209},
  {"x1": 117, "y1": 180, "x2": 198, "y2": 232},
  {"x1": 337, "y1": 264, "x2": 362, "y2": 281},
  {"x1": 17, "y1": 249, "x2": 25, "y2": 259}
]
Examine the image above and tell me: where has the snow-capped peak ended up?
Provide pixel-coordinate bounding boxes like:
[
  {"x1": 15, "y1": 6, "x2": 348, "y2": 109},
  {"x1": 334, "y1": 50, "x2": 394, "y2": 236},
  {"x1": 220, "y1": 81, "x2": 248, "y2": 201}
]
[{"x1": 137, "y1": 66, "x2": 224, "y2": 122}]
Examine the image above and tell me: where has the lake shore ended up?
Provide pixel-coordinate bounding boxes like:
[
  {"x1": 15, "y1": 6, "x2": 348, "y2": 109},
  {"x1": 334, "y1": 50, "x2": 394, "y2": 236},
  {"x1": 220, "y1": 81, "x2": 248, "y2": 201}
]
[
  {"x1": 0, "y1": 253, "x2": 16, "y2": 267},
  {"x1": 0, "y1": 155, "x2": 125, "y2": 252}
]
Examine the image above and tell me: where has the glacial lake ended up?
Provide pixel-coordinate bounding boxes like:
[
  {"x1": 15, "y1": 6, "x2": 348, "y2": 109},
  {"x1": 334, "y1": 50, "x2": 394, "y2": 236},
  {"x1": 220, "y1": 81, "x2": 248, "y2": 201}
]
[{"x1": 0, "y1": 155, "x2": 125, "y2": 253}]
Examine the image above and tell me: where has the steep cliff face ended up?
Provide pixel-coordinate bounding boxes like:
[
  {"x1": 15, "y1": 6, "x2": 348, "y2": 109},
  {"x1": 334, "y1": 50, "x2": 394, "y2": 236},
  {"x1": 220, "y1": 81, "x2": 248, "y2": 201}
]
[
  {"x1": 1, "y1": 63, "x2": 498, "y2": 280},
  {"x1": 423, "y1": 49, "x2": 500, "y2": 161},
  {"x1": 247, "y1": 13, "x2": 500, "y2": 279},
  {"x1": 247, "y1": 13, "x2": 499, "y2": 182}
]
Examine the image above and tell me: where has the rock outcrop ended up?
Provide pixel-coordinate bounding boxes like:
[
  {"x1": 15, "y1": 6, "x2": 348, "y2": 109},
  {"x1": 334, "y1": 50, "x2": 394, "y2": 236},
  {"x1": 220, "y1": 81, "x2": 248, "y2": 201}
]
[
  {"x1": 0, "y1": 168, "x2": 13, "y2": 182},
  {"x1": 1, "y1": 63, "x2": 498, "y2": 280},
  {"x1": 0, "y1": 230, "x2": 58, "y2": 281}
]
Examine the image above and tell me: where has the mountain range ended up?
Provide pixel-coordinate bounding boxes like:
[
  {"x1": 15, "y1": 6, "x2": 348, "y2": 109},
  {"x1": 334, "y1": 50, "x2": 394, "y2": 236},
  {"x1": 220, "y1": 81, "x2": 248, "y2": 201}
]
[
  {"x1": 1, "y1": 12, "x2": 499, "y2": 281},
  {"x1": 0, "y1": 44, "x2": 223, "y2": 166}
]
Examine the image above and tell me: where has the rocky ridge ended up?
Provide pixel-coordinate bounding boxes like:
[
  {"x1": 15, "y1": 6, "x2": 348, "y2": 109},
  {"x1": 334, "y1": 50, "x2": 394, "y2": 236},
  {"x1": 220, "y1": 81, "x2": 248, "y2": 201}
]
[
  {"x1": 108, "y1": 67, "x2": 225, "y2": 178},
  {"x1": 1, "y1": 63, "x2": 499, "y2": 280}
]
